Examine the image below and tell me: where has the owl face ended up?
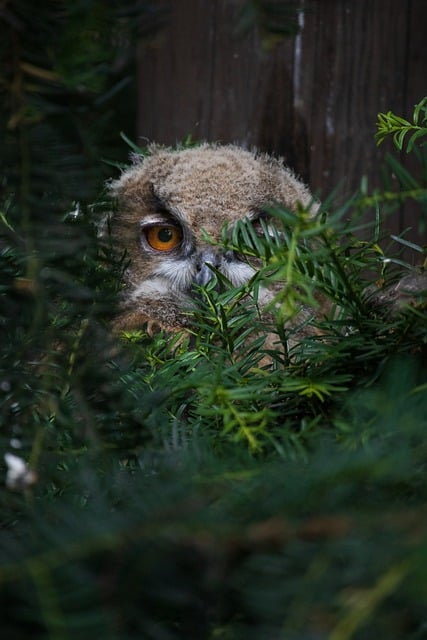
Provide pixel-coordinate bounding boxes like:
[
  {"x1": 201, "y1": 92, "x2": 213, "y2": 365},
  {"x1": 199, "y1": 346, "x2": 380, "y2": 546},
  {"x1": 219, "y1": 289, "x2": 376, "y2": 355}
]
[
  {"x1": 110, "y1": 143, "x2": 316, "y2": 331},
  {"x1": 135, "y1": 190, "x2": 258, "y2": 295}
]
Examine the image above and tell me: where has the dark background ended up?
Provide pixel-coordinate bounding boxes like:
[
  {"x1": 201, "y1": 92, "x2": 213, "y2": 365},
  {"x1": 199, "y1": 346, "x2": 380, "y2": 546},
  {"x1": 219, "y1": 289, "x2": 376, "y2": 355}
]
[{"x1": 136, "y1": 0, "x2": 426, "y2": 239}]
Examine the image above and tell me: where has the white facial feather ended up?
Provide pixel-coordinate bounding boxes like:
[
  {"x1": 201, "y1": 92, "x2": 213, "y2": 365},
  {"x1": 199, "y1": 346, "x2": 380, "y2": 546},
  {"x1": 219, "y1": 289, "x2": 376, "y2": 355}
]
[
  {"x1": 130, "y1": 277, "x2": 173, "y2": 300},
  {"x1": 149, "y1": 255, "x2": 256, "y2": 293},
  {"x1": 152, "y1": 258, "x2": 195, "y2": 291},
  {"x1": 221, "y1": 260, "x2": 256, "y2": 287}
]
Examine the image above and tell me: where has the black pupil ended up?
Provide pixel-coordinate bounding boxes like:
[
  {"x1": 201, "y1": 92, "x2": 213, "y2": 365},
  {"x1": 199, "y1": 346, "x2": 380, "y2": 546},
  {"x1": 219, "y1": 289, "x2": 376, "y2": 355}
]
[{"x1": 158, "y1": 228, "x2": 173, "y2": 243}]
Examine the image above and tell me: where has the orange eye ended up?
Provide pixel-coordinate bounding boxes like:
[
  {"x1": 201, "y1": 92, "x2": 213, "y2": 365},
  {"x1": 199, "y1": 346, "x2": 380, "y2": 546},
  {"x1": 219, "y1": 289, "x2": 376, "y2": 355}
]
[{"x1": 145, "y1": 225, "x2": 182, "y2": 251}]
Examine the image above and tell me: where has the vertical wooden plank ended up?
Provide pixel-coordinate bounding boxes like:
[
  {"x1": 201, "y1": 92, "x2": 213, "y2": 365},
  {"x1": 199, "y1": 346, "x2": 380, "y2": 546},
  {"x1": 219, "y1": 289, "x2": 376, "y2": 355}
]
[
  {"x1": 400, "y1": 0, "x2": 427, "y2": 249},
  {"x1": 137, "y1": 0, "x2": 269, "y2": 147},
  {"x1": 136, "y1": 0, "x2": 426, "y2": 246},
  {"x1": 292, "y1": 0, "x2": 410, "y2": 198},
  {"x1": 137, "y1": 0, "x2": 216, "y2": 144}
]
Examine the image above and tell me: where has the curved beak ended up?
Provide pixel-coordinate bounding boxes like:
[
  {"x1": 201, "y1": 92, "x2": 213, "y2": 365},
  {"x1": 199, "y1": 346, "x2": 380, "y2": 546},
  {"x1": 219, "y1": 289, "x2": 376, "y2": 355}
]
[{"x1": 193, "y1": 250, "x2": 220, "y2": 287}]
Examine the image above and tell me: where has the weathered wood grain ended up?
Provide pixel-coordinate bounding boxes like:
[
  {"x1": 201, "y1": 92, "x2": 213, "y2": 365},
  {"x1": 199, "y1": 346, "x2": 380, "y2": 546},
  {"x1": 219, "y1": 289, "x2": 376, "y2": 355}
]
[{"x1": 136, "y1": 0, "x2": 426, "y2": 246}]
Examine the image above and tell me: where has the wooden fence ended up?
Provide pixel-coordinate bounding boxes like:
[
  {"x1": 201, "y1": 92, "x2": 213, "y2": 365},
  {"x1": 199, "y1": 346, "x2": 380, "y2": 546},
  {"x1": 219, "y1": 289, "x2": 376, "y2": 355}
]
[{"x1": 137, "y1": 0, "x2": 426, "y2": 244}]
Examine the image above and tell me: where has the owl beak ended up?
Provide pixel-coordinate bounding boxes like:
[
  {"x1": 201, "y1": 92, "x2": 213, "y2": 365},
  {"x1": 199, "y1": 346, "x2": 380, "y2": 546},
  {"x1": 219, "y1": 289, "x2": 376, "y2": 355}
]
[{"x1": 193, "y1": 250, "x2": 220, "y2": 287}]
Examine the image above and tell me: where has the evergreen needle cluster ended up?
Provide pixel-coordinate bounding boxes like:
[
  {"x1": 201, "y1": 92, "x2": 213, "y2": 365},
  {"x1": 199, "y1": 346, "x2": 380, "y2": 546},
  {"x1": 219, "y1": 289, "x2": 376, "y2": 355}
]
[{"x1": 1, "y1": 5, "x2": 427, "y2": 631}]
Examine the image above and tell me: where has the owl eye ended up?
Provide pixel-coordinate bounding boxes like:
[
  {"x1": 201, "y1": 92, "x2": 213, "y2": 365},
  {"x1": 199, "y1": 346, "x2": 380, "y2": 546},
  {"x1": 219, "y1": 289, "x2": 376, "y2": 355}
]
[
  {"x1": 250, "y1": 213, "x2": 269, "y2": 237},
  {"x1": 145, "y1": 225, "x2": 182, "y2": 251}
]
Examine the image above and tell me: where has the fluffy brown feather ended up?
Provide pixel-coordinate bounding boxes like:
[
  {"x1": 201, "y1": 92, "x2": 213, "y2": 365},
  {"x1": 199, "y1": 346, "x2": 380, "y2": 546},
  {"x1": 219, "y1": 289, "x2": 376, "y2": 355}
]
[{"x1": 110, "y1": 143, "x2": 319, "y2": 346}]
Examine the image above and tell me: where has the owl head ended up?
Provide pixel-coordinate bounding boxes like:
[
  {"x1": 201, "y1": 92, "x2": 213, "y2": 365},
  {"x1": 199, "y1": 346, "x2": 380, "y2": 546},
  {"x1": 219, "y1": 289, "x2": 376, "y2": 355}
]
[{"x1": 110, "y1": 143, "x2": 317, "y2": 333}]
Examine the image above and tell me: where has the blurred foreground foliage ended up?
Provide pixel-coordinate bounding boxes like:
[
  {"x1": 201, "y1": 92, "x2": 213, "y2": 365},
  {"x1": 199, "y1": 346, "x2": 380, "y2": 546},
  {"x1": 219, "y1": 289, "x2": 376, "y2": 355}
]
[{"x1": 1, "y1": 2, "x2": 427, "y2": 636}]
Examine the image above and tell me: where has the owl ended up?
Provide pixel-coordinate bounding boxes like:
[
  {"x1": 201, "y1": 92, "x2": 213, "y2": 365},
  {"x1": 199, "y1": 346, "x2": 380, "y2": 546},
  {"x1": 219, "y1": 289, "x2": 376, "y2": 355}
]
[{"x1": 110, "y1": 143, "x2": 320, "y2": 349}]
